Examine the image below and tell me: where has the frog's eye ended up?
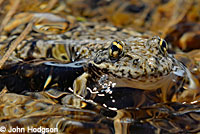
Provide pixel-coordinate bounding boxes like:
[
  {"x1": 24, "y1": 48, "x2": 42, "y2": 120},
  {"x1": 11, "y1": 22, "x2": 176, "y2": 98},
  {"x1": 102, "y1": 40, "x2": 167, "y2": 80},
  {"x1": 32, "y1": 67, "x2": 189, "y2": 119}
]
[
  {"x1": 109, "y1": 40, "x2": 124, "y2": 60},
  {"x1": 159, "y1": 39, "x2": 168, "y2": 54}
]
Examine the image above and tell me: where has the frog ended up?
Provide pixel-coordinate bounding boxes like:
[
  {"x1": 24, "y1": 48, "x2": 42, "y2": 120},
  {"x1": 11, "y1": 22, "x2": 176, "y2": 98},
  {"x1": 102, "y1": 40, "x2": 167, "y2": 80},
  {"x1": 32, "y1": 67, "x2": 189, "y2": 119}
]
[
  {"x1": 0, "y1": 34, "x2": 197, "y2": 108},
  {"x1": 71, "y1": 36, "x2": 198, "y2": 108}
]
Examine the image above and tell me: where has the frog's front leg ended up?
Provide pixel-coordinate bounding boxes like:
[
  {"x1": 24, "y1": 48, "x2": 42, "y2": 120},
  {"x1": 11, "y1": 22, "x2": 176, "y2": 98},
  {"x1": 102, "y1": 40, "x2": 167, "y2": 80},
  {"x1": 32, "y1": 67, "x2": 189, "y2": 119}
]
[
  {"x1": 72, "y1": 71, "x2": 104, "y2": 102},
  {"x1": 72, "y1": 72, "x2": 89, "y2": 98}
]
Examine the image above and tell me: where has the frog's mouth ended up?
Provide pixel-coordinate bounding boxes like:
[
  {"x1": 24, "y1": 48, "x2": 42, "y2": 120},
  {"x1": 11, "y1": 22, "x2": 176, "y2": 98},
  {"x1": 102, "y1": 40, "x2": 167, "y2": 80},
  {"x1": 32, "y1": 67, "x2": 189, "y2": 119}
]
[
  {"x1": 87, "y1": 60, "x2": 183, "y2": 91},
  {"x1": 106, "y1": 74, "x2": 180, "y2": 90}
]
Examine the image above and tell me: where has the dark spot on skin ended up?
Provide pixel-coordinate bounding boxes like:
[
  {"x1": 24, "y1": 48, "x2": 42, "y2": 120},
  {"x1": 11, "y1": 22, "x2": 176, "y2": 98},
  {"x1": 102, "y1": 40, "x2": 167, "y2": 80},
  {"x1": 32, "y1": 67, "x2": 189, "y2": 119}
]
[
  {"x1": 61, "y1": 34, "x2": 69, "y2": 39},
  {"x1": 161, "y1": 59, "x2": 165, "y2": 63},
  {"x1": 142, "y1": 74, "x2": 146, "y2": 77},
  {"x1": 144, "y1": 68, "x2": 147, "y2": 74},
  {"x1": 151, "y1": 68, "x2": 154, "y2": 72},
  {"x1": 120, "y1": 70, "x2": 124, "y2": 75},
  {"x1": 112, "y1": 73, "x2": 121, "y2": 78},
  {"x1": 128, "y1": 71, "x2": 133, "y2": 78},
  {"x1": 102, "y1": 68, "x2": 108, "y2": 73},
  {"x1": 153, "y1": 56, "x2": 159, "y2": 65},
  {"x1": 158, "y1": 71, "x2": 163, "y2": 76},
  {"x1": 150, "y1": 73, "x2": 154, "y2": 76},
  {"x1": 164, "y1": 69, "x2": 168, "y2": 74},
  {"x1": 133, "y1": 59, "x2": 139, "y2": 65},
  {"x1": 135, "y1": 71, "x2": 139, "y2": 74},
  {"x1": 26, "y1": 41, "x2": 38, "y2": 59}
]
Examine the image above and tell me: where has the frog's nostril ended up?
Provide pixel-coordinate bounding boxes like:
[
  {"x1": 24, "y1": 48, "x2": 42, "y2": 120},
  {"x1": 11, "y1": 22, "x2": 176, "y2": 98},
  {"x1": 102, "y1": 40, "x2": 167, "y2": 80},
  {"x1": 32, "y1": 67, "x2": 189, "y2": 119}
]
[{"x1": 133, "y1": 59, "x2": 140, "y2": 65}]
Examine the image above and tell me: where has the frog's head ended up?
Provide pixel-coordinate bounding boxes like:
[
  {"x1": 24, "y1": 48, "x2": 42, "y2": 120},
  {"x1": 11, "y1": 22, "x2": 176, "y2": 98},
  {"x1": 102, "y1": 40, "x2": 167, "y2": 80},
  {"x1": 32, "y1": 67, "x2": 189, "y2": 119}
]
[{"x1": 89, "y1": 36, "x2": 174, "y2": 82}]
